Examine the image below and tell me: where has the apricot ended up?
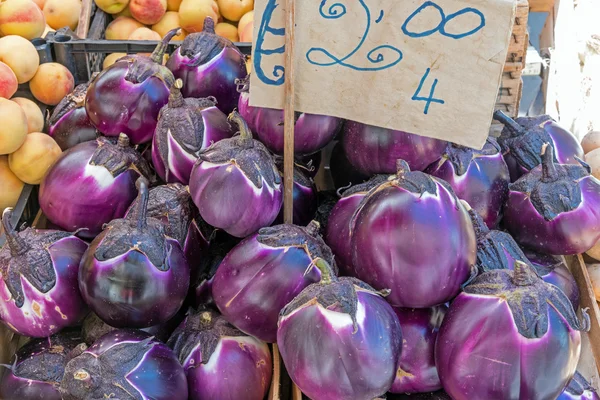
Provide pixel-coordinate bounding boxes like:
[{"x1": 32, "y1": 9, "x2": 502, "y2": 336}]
[
  {"x1": 0, "y1": 36, "x2": 39, "y2": 83},
  {"x1": 0, "y1": 62, "x2": 17, "y2": 99},
  {"x1": 94, "y1": 0, "x2": 129, "y2": 14},
  {"x1": 32, "y1": 0, "x2": 46, "y2": 8},
  {"x1": 9, "y1": 131, "x2": 62, "y2": 184},
  {"x1": 0, "y1": 0, "x2": 46, "y2": 40},
  {"x1": 103, "y1": 52, "x2": 127, "y2": 69},
  {"x1": 11, "y1": 97, "x2": 44, "y2": 133},
  {"x1": 129, "y1": 0, "x2": 166, "y2": 25},
  {"x1": 166, "y1": 0, "x2": 181, "y2": 11},
  {"x1": 128, "y1": 27, "x2": 161, "y2": 40},
  {"x1": 215, "y1": 22, "x2": 238, "y2": 41},
  {"x1": 29, "y1": 63, "x2": 74, "y2": 106},
  {"x1": 152, "y1": 11, "x2": 186, "y2": 40},
  {"x1": 0, "y1": 98, "x2": 27, "y2": 155},
  {"x1": 105, "y1": 16, "x2": 144, "y2": 40},
  {"x1": 178, "y1": 0, "x2": 219, "y2": 33},
  {"x1": 0, "y1": 155, "x2": 24, "y2": 211},
  {"x1": 43, "y1": 0, "x2": 81, "y2": 30},
  {"x1": 237, "y1": 10, "x2": 253, "y2": 35},
  {"x1": 239, "y1": 17, "x2": 253, "y2": 42},
  {"x1": 217, "y1": 0, "x2": 251, "y2": 22}
]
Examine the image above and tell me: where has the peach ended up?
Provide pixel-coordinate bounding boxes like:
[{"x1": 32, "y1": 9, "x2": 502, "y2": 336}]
[
  {"x1": 215, "y1": 22, "x2": 238, "y2": 42},
  {"x1": 11, "y1": 97, "x2": 44, "y2": 133},
  {"x1": 239, "y1": 17, "x2": 253, "y2": 42},
  {"x1": 43, "y1": 0, "x2": 81, "y2": 30},
  {"x1": 0, "y1": 98, "x2": 28, "y2": 154},
  {"x1": 166, "y1": 0, "x2": 181, "y2": 11},
  {"x1": 9, "y1": 131, "x2": 62, "y2": 184},
  {"x1": 129, "y1": 0, "x2": 166, "y2": 25},
  {"x1": 0, "y1": 62, "x2": 18, "y2": 99},
  {"x1": 237, "y1": 10, "x2": 253, "y2": 35},
  {"x1": 217, "y1": 0, "x2": 252, "y2": 22},
  {"x1": 0, "y1": 36, "x2": 40, "y2": 83},
  {"x1": 114, "y1": 4, "x2": 132, "y2": 17},
  {"x1": 0, "y1": 0, "x2": 46, "y2": 40},
  {"x1": 94, "y1": 0, "x2": 129, "y2": 14},
  {"x1": 178, "y1": 0, "x2": 219, "y2": 33},
  {"x1": 128, "y1": 27, "x2": 161, "y2": 40},
  {"x1": 0, "y1": 155, "x2": 24, "y2": 211},
  {"x1": 105, "y1": 16, "x2": 144, "y2": 40},
  {"x1": 29, "y1": 62, "x2": 74, "y2": 106},
  {"x1": 152, "y1": 11, "x2": 186, "y2": 40},
  {"x1": 32, "y1": 0, "x2": 46, "y2": 8},
  {"x1": 103, "y1": 52, "x2": 127, "y2": 69}
]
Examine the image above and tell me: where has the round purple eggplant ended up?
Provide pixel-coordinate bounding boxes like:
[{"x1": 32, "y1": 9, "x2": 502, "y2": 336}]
[
  {"x1": 167, "y1": 17, "x2": 246, "y2": 115},
  {"x1": 425, "y1": 138, "x2": 510, "y2": 228},
  {"x1": 341, "y1": 120, "x2": 447, "y2": 174},
  {"x1": 277, "y1": 259, "x2": 402, "y2": 400},
  {"x1": 212, "y1": 221, "x2": 335, "y2": 342},
  {"x1": 330, "y1": 140, "x2": 369, "y2": 190},
  {"x1": 558, "y1": 371, "x2": 600, "y2": 400},
  {"x1": 151, "y1": 79, "x2": 235, "y2": 184},
  {"x1": 436, "y1": 262, "x2": 586, "y2": 400},
  {"x1": 237, "y1": 76, "x2": 342, "y2": 155},
  {"x1": 325, "y1": 175, "x2": 389, "y2": 275},
  {"x1": 0, "y1": 209, "x2": 88, "y2": 337},
  {"x1": 39, "y1": 134, "x2": 153, "y2": 239},
  {"x1": 48, "y1": 81, "x2": 97, "y2": 151},
  {"x1": 60, "y1": 329, "x2": 187, "y2": 400},
  {"x1": 349, "y1": 160, "x2": 476, "y2": 307},
  {"x1": 168, "y1": 308, "x2": 272, "y2": 400},
  {"x1": 0, "y1": 330, "x2": 85, "y2": 400},
  {"x1": 85, "y1": 29, "x2": 180, "y2": 144},
  {"x1": 78, "y1": 178, "x2": 190, "y2": 328},
  {"x1": 390, "y1": 306, "x2": 447, "y2": 394},
  {"x1": 189, "y1": 111, "x2": 283, "y2": 238},
  {"x1": 273, "y1": 157, "x2": 318, "y2": 226},
  {"x1": 503, "y1": 143, "x2": 600, "y2": 255},
  {"x1": 124, "y1": 182, "x2": 213, "y2": 273},
  {"x1": 494, "y1": 111, "x2": 585, "y2": 181}
]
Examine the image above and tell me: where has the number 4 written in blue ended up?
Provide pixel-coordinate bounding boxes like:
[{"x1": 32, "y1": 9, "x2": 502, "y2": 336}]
[{"x1": 412, "y1": 68, "x2": 445, "y2": 115}]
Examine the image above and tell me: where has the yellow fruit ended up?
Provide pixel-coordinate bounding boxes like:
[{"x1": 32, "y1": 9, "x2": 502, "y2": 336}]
[
  {"x1": 152, "y1": 11, "x2": 186, "y2": 40},
  {"x1": 94, "y1": 0, "x2": 130, "y2": 14},
  {"x1": 9, "y1": 131, "x2": 62, "y2": 184},
  {"x1": 216, "y1": 0, "x2": 252, "y2": 22},
  {"x1": 103, "y1": 53, "x2": 128, "y2": 69},
  {"x1": 0, "y1": 98, "x2": 28, "y2": 155},
  {"x1": 11, "y1": 97, "x2": 44, "y2": 133},
  {"x1": 0, "y1": 156, "x2": 24, "y2": 211},
  {"x1": 178, "y1": 0, "x2": 219, "y2": 33},
  {"x1": 43, "y1": 0, "x2": 81, "y2": 30},
  {"x1": 0, "y1": 0, "x2": 46, "y2": 40},
  {"x1": 215, "y1": 22, "x2": 238, "y2": 41},
  {"x1": 29, "y1": 63, "x2": 75, "y2": 106}
]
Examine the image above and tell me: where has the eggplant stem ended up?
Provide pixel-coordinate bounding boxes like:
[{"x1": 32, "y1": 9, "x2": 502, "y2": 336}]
[
  {"x1": 541, "y1": 143, "x2": 558, "y2": 182},
  {"x1": 135, "y1": 178, "x2": 150, "y2": 231},
  {"x1": 395, "y1": 159, "x2": 410, "y2": 178},
  {"x1": 1, "y1": 208, "x2": 29, "y2": 257},
  {"x1": 228, "y1": 111, "x2": 253, "y2": 143},
  {"x1": 493, "y1": 111, "x2": 526, "y2": 136},
  {"x1": 306, "y1": 220, "x2": 320, "y2": 236},
  {"x1": 512, "y1": 261, "x2": 538, "y2": 286},
  {"x1": 203, "y1": 16, "x2": 216, "y2": 34},
  {"x1": 313, "y1": 257, "x2": 335, "y2": 285},
  {"x1": 168, "y1": 79, "x2": 185, "y2": 108},
  {"x1": 151, "y1": 28, "x2": 182, "y2": 64},
  {"x1": 117, "y1": 133, "x2": 130, "y2": 148}
]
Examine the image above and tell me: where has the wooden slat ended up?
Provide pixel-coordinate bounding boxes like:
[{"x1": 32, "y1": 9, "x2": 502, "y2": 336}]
[
  {"x1": 565, "y1": 254, "x2": 600, "y2": 377},
  {"x1": 76, "y1": 0, "x2": 93, "y2": 39},
  {"x1": 268, "y1": 344, "x2": 282, "y2": 400},
  {"x1": 282, "y1": 0, "x2": 295, "y2": 225}
]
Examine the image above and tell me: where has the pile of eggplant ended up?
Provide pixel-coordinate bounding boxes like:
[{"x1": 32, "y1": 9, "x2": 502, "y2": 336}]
[{"x1": 1, "y1": 16, "x2": 599, "y2": 400}]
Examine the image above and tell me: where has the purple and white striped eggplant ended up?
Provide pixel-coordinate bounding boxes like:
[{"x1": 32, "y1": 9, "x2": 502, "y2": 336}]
[
  {"x1": 425, "y1": 138, "x2": 510, "y2": 228},
  {"x1": 167, "y1": 17, "x2": 246, "y2": 115},
  {"x1": 78, "y1": 178, "x2": 190, "y2": 328},
  {"x1": 558, "y1": 371, "x2": 600, "y2": 400},
  {"x1": 48, "y1": 81, "x2": 97, "y2": 151},
  {"x1": 124, "y1": 182, "x2": 213, "y2": 273},
  {"x1": 237, "y1": 76, "x2": 342, "y2": 155},
  {"x1": 168, "y1": 308, "x2": 272, "y2": 400},
  {"x1": 494, "y1": 111, "x2": 584, "y2": 181},
  {"x1": 0, "y1": 330, "x2": 85, "y2": 400},
  {"x1": 85, "y1": 29, "x2": 181, "y2": 144},
  {"x1": 349, "y1": 160, "x2": 476, "y2": 307},
  {"x1": 277, "y1": 259, "x2": 402, "y2": 400},
  {"x1": 151, "y1": 79, "x2": 235, "y2": 184},
  {"x1": 325, "y1": 175, "x2": 389, "y2": 276},
  {"x1": 273, "y1": 157, "x2": 318, "y2": 226},
  {"x1": 39, "y1": 134, "x2": 153, "y2": 239},
  {"x1": 468, "y1": 205, "x2": 580, "y2": 309},
  {"x1": 436, "y1": 262, "x2": 586, "y2": 400},
  {"x1": 0, "y1": 209, "x2": 88, "y2": 337},
  {"x1": 390, "y1": 306, "x2": 446, "y2": 394},
  {"x1": 60, "y1": 330, "x2": 187, "y2": 400},
  {"x1": 504, "y1": 144, "x2": 600, "y2": 255},
  {"x1": 341, "y1": 121, "x2": 447, "y2": 174},
  {"x1": 189, "y1": 111, "x2": 283, "y2": 238},
  {"x1": 212, "y1": 221, "x2": 336, "y2": 342}
]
